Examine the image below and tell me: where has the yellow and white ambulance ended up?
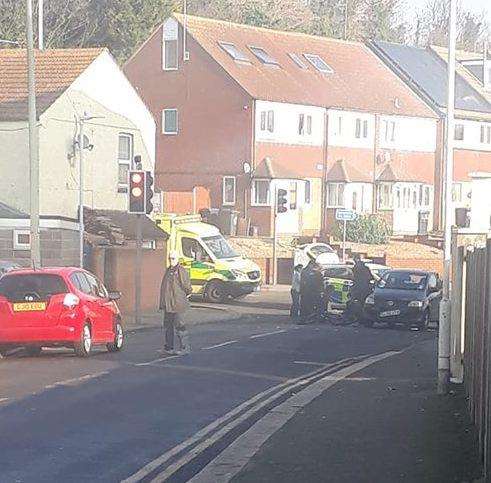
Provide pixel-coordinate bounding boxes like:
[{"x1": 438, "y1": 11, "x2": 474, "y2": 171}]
[{"x1": 155, "y1": 214, "x2": 261, "y2": 302}]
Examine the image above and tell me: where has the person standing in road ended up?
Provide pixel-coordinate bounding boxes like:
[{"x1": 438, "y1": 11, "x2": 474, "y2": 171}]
[
  {"x1": 299, "y1": 257, "x2": 323, "y2": 323},
  {"x1": 159, "y1": 250, "x2": 193, "y2": 355},
  {"x1": 290, "y1": 263, "x2": 303, "y2": 318},
  {"x1": 348, "y1": 254, "x2": 375, "y2": 322}
]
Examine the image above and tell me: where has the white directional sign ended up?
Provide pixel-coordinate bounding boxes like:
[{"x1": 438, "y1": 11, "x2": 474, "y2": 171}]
[{"x1": 335, "y1": 209, "x2": 357, "y2": 222}]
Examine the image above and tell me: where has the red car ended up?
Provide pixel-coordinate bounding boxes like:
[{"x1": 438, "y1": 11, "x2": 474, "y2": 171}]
[{"x1": 0, "y1": 267, "x2": 124, "y2": 357}]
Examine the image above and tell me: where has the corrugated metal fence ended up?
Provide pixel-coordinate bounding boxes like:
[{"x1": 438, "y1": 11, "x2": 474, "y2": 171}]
[{"x1": 462, "y1": 239, "x2": 491, "y2": 478}]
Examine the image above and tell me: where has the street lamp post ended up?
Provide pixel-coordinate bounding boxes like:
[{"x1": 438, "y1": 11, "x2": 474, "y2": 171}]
[
  {"x1": 438, "y1": 0, "x2": 457, "y2": 395},
  {"x1": 38, "y1": 0, "x2": 44, "y2": 50},
  {"x1": 26, "y1": 0, "x2": 41, "y2": 268}
]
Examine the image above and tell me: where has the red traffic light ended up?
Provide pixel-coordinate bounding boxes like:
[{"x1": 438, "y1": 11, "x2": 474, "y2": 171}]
[
  {"x1": 128, "y1": 170, "x2": 145, "y2": 214},
  {"x1": 277, "y1": 188, "x2": 288, "y2": 214}
]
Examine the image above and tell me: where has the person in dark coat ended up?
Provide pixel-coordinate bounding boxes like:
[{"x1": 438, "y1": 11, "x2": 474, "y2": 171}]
[
  {"x1": 159, "y1": 250, "x2": 193, "y2": 354},
  {"x1": 299, "y1": 257, "x2": 324, "y2": 323},
  {"x1": 347, "y1": 255, "x2": 375, "y2": 322},
  {"x1": 290, "y1": 264, "x2": 303, "y2": 318}
]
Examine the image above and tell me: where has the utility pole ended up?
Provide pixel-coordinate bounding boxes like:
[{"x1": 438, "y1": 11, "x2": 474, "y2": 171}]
[
  {"x1": 26, "y1": 0, "x2": 41, "y2": 268},
  {"x1": 272, "y1": 185, "x2": 278, "y2": 285},
  {"x1": 78, "y1": 118, "x2": 85, "y2": 268},
  {"x1": 135, "y1": 214, "x2": 142, "y2": 326},
  {"x1": 38, "y1": 0, "x2": 44, "y2": 50},
  {"x1": 438, "y1": 0, "x2": 457, "y2": 395}
]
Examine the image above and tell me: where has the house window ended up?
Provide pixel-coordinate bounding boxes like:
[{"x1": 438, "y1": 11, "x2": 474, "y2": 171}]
[
  {"x1": 163, "y1": 39, "x2": 178, "y2": 70},
  {"x1": 267, "y1": 110, "x2": 274, "y2": 132},
  {"x1": 298, "y1": 114, "x2": 312, "y2": 135},
  {"x1": 327, "y1": 183, "x2": 344, "y2": 207},
  {"x1": 249, "y1": 46, "x2": 279, "y2": 66},
  {"x1": 304, "y1": 180, "x2": 311, "y2": 204},
  {"x1": 118, "y1": 133, "x2": 133, "y2": 191},
  {"x1": 218, "y1": 42, "x2": 250, "y2": 62},
  {"x1": 260, "y1": 110, "x2": 274, "y2": 132},
  {"x1": 303, "y1": 54, "x2": 333, "y2": 73},
  {"x1": 13, "y1": 230, "x2": 31, "y2": 250},
  {"x1": 452, "y1": 183, "x2": 463, "y2": 202},
  {"x1": 289, "y1": 53, "x2": 307, "y2": 69},
  {"x1": 351, "y1": 191, "x2": 358, "y2": 211},
  {"x1": 396, "y1": 188, "x2": 401, "y2": 208},
  {"x1": 412, "y1": 191, "x2": 417, "y2": 208},
  {"x1": 481, "y1": 124, "x2": 491, "y2": 144},
  {"x1": 454, "y1": 124, "x2": 464, "y2": 141},
  {"x1": 162, "y1": 109, "x2": 178, "y2": 134},
  {"x1": 383, "y1": 120, "x2": 396, "y2": 142},
  {"x1": 289, "y1": 182, "x2": 298, "y2": 210},
  {"x1": 338, "y1": 116, "x2": 343, "y2": 135},
  {"x1": 355, "y1": 119, "x2": 368, "y2": 139},
  {"x1": 424, "y1": 186, "x2": 431, "y2": 206},
  {"x1": 222, "y1": 176, "x2": 236, "y2": 205},
  {"x1": 378, "y1": 183, "x2": 393, "y2": 209},
  {"x1": 252, "y1": 179, "x2": 270, "y2": 205}
]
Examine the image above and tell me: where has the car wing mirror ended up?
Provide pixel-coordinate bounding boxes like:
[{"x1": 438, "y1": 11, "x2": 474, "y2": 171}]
[{"x1": 108, "y1": 291, "x2": 121, "y2": 301}]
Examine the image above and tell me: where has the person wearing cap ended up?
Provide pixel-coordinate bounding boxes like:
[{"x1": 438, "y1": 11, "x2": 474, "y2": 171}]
[
  {"x1": 347, "y1": 254, "x2": 374, "y2": 322},
  {"x1": 159, "y1": 250, "x2": 193, "y2": 355},
  {"x1": 290, "y1": 263, "x2": 303, "y2": 318},
  {"x1": 299, "y1": 256, "x2": 323, "y2": 323}
]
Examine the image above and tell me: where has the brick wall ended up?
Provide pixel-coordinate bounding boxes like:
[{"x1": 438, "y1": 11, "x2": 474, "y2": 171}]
[
  {"x1": 90, "y1": 246, "x2": 166, "y2": 316},
  {"x1": 0, "y1": 227, "x2": 78, "y2": 267},
  {"x1": 386, "y1": 256, "x2": 443, "y2": 275}
]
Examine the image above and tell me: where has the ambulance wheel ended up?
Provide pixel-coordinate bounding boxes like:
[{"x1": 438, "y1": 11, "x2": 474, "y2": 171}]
[{"x1": 205, "y1": 281, "x2": 225, "y2": 303}]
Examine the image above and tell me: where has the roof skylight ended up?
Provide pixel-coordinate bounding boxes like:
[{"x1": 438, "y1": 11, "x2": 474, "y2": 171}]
[
  {"x1": 303, "y1": 54, "x2": 333, "y2": 73},
  {"x1": 249, "y1": 46, "x2": 279, "y2": 66},
  {"x1": 218, "y1": 42, "x2": 250, "y2": 62},
  {"x1": 288, "y1": 53, "x2": 307, "y2": 69}
]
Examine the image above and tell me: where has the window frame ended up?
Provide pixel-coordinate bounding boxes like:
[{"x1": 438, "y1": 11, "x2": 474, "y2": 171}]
[
  {"x1": 163, "y1": 38, "x2": 178, "y2": 71},
  {"x1": 288, "y1": 53, "x2": 307, "y2": 69},
  {"x1": 326, "y1": 182, "x2": 345, "y2": 208},
  {"x1": 251, "y1": 179, "x2": 271, "y2": 206},
  {"x1": 218, "y1": 41, "x2": 250, "y2": 63},
  {"x1": 267, "y1": 110, "x2": 274, "y2": 133},
  {"x1": 377, "y1": 183, "x2": 393, "y2": 210},
  {"x1": 454, "y1": 123, "x2": 465, "y2": 141},
  {"x1": 304, "y1": 179, "x2": 311, "y2": 205},
  {"x1": 298, "y1": 113, "x2": 305, "y2": 135},
  {"x1": 118, "y1": 133, "x2": 134, "y2": 193},
  {"x1": 303, "y1": 53, "x2": 334, "y2": 73},
  {"x1": 13, "y1": 229, "x2": 31, "y2": 251},
  {"x1": 222, "y1": 176, "x2": 236, "y2": 206},
  {"x1": 162, "y1": 108, "x2": 178, "y2": 135},
  {"x1": 248, "y1": 46, "x2": 279, "y2": 66}
]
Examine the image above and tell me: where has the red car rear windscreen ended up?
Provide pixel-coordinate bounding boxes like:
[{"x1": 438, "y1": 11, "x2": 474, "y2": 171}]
[{"x1": 0, "y1": 274, "x2": 68, "y2": 303}]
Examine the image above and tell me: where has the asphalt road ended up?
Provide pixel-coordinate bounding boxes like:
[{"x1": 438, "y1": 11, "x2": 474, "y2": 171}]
[{"x1": 0, "y1": 291, "x2": 435, "y2": 483}]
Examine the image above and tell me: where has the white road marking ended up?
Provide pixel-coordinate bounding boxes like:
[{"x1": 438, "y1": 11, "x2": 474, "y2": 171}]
[
  {"x1": 201, "y1": 340, "x2": 238, "y2": 350},
  {"x1": 189, "y1": 351, "x2": 400, "y2": 483},
  {"x1": 293, "y1": 360, "x2": 328, "y2": 366},
  {"x1": 44, "y1": 371, "x2": 108, "y2": 389},
  {"x1": 0, "y1": 398, "x2": 9, "y2": 404},
  {"x1": 250, "y1": 329, "x2": 287, "y2": 339},
  {"x1": 135, "y1": 355, "x2": 181, "y2": 367},
  {"x1": 121, "y1": 357, "x2": 355, "y2": 483},
  {"x1": 151, "y1": 364, "x2": 288, "y2": 382}
]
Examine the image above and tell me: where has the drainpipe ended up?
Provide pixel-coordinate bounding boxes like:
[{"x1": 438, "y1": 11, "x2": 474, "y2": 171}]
[{"x1": 321, "y1": 109, "x2": 329, "y2": 236}]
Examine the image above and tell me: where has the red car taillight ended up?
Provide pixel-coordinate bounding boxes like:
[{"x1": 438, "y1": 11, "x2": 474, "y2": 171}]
[{"x1": 63, "y1": 293, "x2": 80, "y2": 309}]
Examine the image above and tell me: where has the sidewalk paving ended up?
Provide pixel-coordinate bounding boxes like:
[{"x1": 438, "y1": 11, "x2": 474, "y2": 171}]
[{"x1": 233, "y1": 338, "x2": 483, "y2": 483}]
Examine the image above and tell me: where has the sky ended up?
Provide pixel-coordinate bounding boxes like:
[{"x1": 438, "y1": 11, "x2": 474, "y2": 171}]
[{"x1": 405, "y1": 0, "x2": 491, "y2": 24}]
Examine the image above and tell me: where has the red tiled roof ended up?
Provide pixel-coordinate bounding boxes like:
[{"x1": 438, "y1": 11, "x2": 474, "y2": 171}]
[
  {"x1": 376, "y1": 163, "x2": 421, "y2": 183},
  {"x1": 0, "y1": 48, "x2": 104, "y2": 121},
  {"x1": 326, "y1": 159, "x2": 372, "y2": 182},
  {"x1": 176, "y1": 14, "x2": 436, "y2": 118},
  {"x1": 253, "y1": 157, "x2": 303, "y2": 179}
]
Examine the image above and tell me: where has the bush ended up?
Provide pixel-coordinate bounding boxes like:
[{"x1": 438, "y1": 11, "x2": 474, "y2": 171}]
[{"x1": 334, "y1": 214, "x2": 391, "y2": 245}]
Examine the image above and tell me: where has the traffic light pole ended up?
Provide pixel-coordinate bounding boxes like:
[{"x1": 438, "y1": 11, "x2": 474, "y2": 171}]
[
  {"x1": 135, "y1": 214, "x2": 142, "y2": 327},
  {"x1": 272, "y1": 186, "x2": 278, "y2": 285}
]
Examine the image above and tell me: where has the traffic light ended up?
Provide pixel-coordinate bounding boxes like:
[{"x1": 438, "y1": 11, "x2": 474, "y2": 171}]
[
  {"x1": 128, "y1": 170, "x2": 145, "y2": 214},
  {"x1": 277, "y1": 188, "x2": 288, "y2": 213},
  {"x1": 145, "y1": 170, "x2": 154, "y2": 214}
]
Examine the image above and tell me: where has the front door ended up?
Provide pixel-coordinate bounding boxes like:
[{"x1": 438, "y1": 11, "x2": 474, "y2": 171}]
[{"x1": 274, "y1": 180, "x2": 300, "y2": 235}]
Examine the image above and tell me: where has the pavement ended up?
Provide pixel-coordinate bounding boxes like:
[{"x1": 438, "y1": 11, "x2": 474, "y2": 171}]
[{"x1": 0, "y1": 288, "x2": 483, "y2": 482}]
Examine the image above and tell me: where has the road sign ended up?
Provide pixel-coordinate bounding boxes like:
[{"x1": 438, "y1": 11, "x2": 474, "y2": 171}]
[{"x1": 335, "y1": 209, "x2": 357, "y2": 222}]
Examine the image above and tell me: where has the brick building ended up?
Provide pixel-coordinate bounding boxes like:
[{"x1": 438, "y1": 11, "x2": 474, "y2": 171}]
[
  {"x1": 125, "y1": 14, "x2": 439, "y2": 236},
  {"x1": 370, "y1": 42, "x2": 491, "y2": 230}
]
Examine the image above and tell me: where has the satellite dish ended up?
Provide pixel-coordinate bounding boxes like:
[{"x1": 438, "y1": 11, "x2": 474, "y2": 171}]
[{"x1": 243, "y1": 162, "x2": 251, "y2": 174}]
